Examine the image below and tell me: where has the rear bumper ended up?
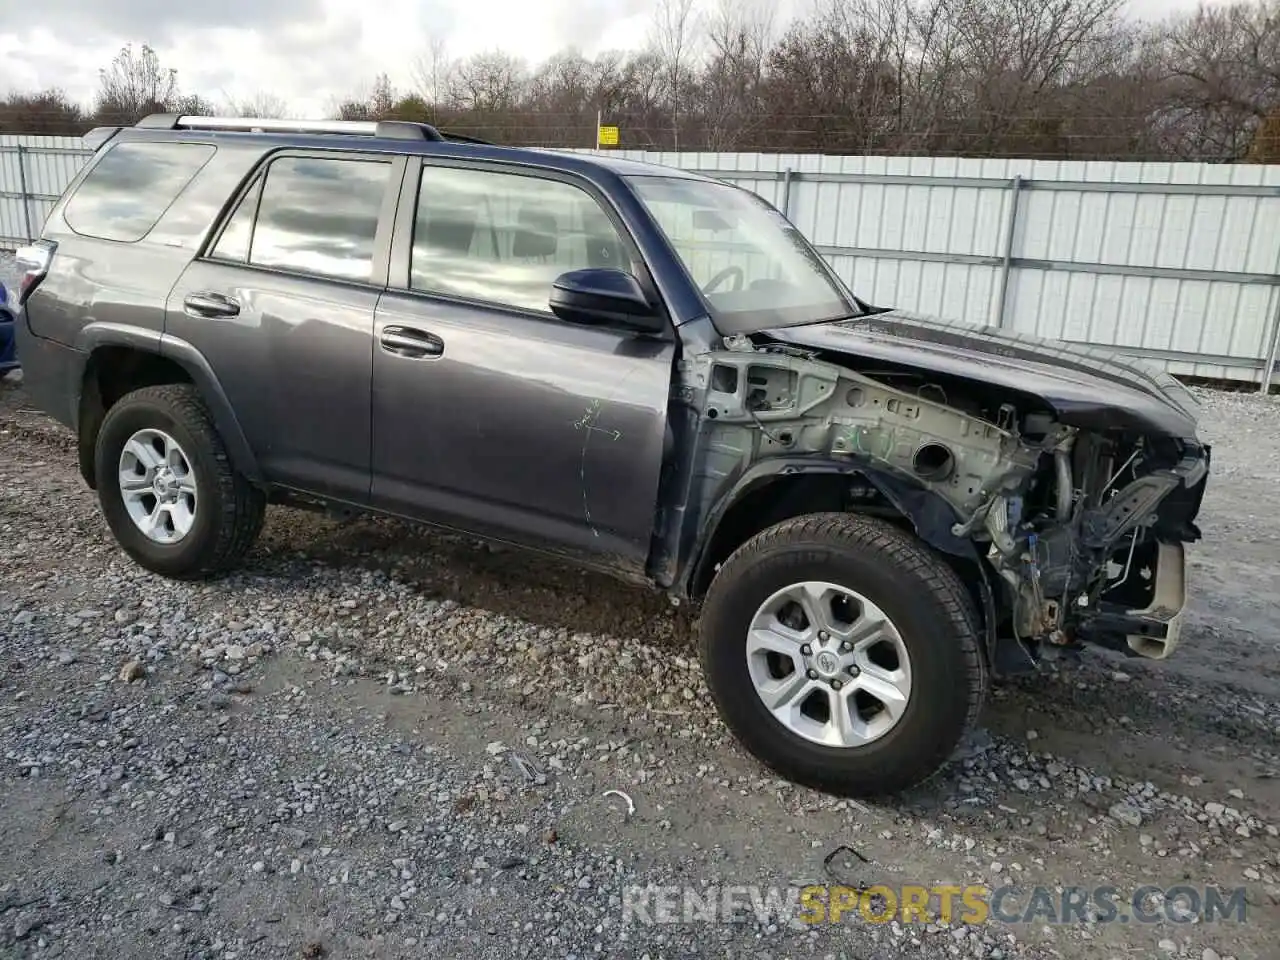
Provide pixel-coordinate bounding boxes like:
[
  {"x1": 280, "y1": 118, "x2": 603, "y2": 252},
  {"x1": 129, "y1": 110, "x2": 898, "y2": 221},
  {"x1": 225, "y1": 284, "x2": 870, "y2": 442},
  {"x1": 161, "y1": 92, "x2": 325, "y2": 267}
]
[{"x1": 10, "y1": 309, "x2": 84, "y2": 430}]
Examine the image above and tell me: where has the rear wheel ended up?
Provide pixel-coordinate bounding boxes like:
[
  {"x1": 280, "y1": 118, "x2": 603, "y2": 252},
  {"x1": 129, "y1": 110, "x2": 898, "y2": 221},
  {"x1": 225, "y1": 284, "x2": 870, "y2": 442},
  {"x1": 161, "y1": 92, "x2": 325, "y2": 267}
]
[
  {"x1": 94, "y1": 384, "x2": 265, "y2": 579},
  {"x1": 698, "y1": 512, "x2": 986, "y2": 797}
]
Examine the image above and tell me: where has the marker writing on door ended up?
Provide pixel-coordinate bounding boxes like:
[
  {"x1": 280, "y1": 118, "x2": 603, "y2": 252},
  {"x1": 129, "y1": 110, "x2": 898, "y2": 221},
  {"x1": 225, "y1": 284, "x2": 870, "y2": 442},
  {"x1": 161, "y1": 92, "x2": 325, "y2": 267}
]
[{"x1": 573, "y1": 400, "x2": 622, "y2": 441}]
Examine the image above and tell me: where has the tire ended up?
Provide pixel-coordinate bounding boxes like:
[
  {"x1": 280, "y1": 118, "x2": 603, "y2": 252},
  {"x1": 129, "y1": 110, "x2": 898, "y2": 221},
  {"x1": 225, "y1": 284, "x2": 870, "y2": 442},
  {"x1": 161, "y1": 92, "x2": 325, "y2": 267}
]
[
  {"x1": 94, "y1": 384, "x2": 266, "y2": 580},
  {"x1": 698, "y1": 512, "x2": 987, "y2": 797}
]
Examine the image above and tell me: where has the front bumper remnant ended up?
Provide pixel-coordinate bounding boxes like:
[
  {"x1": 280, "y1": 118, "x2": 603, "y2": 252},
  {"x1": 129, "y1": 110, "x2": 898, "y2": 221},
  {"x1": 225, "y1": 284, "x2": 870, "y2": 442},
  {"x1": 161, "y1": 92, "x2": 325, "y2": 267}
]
[{"x1": 1085, "y1": 541, "x2": 1188, "y2": 660}]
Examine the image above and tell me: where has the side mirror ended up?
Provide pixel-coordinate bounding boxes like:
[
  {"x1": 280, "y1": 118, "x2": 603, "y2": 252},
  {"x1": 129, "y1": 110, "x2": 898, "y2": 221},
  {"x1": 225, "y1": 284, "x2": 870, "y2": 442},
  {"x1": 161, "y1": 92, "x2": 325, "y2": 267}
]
[{"x1": 549, "y1": 268, "x2": 664, "y2": 334}]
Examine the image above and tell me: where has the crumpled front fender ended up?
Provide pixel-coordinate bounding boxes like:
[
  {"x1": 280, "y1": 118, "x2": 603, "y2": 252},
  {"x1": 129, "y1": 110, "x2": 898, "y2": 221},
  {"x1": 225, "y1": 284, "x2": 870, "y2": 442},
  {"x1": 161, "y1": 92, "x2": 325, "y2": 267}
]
[{"x1": 682, "y1": 456, "x2": 979, "y2": 599}]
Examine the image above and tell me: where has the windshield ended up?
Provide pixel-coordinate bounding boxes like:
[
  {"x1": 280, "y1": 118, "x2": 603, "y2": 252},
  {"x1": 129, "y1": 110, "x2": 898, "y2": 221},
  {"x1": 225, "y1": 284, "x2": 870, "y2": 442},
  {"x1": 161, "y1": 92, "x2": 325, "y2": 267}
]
[{"x1": 627, "y1": 176, "x2": 857, "y2": 333}]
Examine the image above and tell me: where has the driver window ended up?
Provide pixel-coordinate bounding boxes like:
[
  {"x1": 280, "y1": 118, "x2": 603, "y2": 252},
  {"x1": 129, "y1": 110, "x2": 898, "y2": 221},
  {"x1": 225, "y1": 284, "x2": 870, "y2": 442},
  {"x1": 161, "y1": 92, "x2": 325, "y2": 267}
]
[{"x1": 411, "y1": 165, "x2": 631, "y2": 314}]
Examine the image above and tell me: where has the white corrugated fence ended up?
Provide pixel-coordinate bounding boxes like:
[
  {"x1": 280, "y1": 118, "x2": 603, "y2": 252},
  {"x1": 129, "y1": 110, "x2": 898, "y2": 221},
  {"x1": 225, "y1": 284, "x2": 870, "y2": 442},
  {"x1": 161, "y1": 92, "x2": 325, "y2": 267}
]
[
  {"x1": 589, "y1": 150, "x2": 1280, "y2": 390},
  {"x1": 4, "y1": 134, "x2": 1280, "y2": 388},
  {"x1": 0, "y1": 134, "x2": 93, "y2": 249}
]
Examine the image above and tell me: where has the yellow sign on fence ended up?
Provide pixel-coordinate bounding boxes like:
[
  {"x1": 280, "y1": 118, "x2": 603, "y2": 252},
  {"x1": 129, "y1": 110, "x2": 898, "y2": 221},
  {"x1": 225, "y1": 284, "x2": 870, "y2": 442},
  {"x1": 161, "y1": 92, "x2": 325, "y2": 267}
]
[{"x1": 597, "y1": 125, "x2": 620, "y2": 147}]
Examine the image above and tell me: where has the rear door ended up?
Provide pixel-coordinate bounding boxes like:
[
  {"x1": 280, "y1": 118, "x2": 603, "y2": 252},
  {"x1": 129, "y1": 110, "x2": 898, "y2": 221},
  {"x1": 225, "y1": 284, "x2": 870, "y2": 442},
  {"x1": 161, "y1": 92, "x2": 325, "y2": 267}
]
[
  {"x1": 369, "y1": 159, "x2": 675, "y2": 576},
  {"x1": 166, "y1": 150, "x2": 404, "y2": 502}
]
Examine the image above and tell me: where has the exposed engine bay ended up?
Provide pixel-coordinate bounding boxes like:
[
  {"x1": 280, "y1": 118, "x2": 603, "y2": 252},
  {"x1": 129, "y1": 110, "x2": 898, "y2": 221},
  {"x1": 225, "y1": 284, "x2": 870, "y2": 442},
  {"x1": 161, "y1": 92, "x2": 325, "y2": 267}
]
[{"x1": 685, "y1": 333, "x2": 1209, "y2": 667}]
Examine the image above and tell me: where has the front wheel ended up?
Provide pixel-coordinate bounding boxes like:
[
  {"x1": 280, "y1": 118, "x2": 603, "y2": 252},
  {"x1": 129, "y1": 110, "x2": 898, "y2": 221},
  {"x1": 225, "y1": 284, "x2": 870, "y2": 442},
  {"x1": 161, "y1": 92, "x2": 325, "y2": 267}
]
[
  {"x1": 698, "y1": 512, "x2": 987, "y2": 797},
  {"x1": 94, "y1": 384, "x2": 266, "y2": 580}
]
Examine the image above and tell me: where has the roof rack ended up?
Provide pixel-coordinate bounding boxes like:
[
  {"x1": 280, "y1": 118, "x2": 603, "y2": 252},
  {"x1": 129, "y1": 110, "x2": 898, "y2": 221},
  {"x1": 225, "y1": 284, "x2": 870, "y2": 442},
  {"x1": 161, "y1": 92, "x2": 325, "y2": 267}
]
[
  {"x1": 135, "y1": 113, "x2": 490, "y2": 144},
  {"x1": 84, "y1": 125, "x2": 124, "y2": 150},
  {"x1": 436, "y1": 131, "x2": 493, "y2": 145}
]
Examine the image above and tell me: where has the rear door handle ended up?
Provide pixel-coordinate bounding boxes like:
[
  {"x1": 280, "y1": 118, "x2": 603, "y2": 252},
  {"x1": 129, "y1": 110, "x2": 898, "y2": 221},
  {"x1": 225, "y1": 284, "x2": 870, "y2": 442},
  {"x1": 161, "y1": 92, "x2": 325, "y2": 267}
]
[
  {"x1": 379, "y1": 326, "x2": 444, "y2": 359},
  {"x1": 184, "y1": 292, "x2": 240, "y2": 319}
]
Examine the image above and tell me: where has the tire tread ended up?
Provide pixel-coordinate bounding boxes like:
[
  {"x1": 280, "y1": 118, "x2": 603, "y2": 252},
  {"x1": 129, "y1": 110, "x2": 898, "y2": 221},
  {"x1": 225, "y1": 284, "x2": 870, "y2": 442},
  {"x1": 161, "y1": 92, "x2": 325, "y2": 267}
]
[
  {"x1": 97, "y1": 384, "x2": 265, "y2": 579},
  {"x1": 699, "y1": 512, "x2": 987, "y2": 795}
]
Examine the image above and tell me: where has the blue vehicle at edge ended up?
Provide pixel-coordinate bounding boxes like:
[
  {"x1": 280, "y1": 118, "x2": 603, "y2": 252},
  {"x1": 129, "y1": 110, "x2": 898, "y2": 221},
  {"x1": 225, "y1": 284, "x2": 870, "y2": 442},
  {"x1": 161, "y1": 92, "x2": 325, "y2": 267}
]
[{"x1": 0, "y1": 280, "x2": 18, "y2": 378}]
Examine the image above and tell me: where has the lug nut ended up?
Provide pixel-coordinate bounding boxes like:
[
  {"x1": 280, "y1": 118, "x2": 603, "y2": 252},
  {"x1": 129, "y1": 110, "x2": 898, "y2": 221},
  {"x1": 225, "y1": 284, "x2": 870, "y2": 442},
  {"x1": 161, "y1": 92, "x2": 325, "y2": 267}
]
[
  {"x1": 831, "y1": 679, "x2": 843, "y2": 690},
  {"x1": 818, "y1": 631, "x2": 829, "y2": 642},
  {"x1": 806, "y1": 669, "x2": 819, "y2": 680},
  {"x1": 840, "y1": 640, "x2": 853, "y2": 652},
  {"x1": 847, "y1": 665, "x2": 861, "y2": 677},
  {"x1": 800, "y1": 644, "x2": 812, "y2": 656}
]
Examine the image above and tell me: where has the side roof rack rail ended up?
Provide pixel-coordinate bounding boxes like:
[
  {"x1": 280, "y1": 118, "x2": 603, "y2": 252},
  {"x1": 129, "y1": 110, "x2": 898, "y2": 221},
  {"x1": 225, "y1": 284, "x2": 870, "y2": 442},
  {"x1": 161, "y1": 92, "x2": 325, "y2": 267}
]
[
  {"x1": 436, "y1": 130, "x2": 493, "y2": 145},
  {"x1": 84, "y1": 125, "x2": 124, "y2": 150},
  {"x1": 135, "y1": 113, "x2": 455, "y2": 142}
]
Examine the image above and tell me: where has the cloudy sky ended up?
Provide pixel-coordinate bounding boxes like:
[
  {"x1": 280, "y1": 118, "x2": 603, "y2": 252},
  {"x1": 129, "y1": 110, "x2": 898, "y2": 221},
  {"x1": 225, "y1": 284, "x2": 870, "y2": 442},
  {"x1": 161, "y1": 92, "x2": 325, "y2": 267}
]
[{"x1": 0, "y1": 0, "x2": 1217, "y2": 119}]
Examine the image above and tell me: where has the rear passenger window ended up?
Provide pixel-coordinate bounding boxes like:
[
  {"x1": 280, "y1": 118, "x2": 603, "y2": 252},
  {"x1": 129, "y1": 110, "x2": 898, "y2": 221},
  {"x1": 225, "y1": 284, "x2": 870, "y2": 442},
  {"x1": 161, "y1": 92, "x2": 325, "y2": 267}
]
[
  {"x1": 64, "y1": 141, "x2": 215, "y2": 243},
  {"x1": 247, "y1": 156, "x2": 391, "y2": 283},
  {"x1": 411, "y1": 165, "x2": 629, "y2": 313}
]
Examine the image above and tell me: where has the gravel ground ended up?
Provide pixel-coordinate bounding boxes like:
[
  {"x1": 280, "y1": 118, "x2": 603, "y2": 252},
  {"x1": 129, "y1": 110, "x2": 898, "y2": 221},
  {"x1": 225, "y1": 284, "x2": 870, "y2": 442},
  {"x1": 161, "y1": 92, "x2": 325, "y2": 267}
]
[{"x1": 2, "y1": 303, "x2": 1278, "y2": 958}]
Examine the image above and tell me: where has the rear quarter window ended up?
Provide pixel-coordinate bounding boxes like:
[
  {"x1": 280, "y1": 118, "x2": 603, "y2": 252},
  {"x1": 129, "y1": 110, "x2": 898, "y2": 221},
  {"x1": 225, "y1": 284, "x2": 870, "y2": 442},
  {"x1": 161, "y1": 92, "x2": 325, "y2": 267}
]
[
  {"x1": 208, "y1": 155, "x2": 393, "y2": 283},
  {"x1": 63, "y1": 141, "x2": 216, "y2": 243}
]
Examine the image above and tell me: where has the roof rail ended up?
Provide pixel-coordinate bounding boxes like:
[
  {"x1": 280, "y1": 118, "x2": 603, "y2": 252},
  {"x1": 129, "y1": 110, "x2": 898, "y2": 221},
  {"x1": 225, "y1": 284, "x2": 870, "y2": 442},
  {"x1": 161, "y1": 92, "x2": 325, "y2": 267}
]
[
  {"x1": 135, "y1": 113, "x2": 182, "y2": 129},
  {"x1": 135, "y1": 114, "x2": 452, "y2": 142},
  {"x1": 84, "y1": 126, "x2": 124, "y2": 150},
  {"x1": 436, "y1": 130, "x2": 493, "y2": 145}
]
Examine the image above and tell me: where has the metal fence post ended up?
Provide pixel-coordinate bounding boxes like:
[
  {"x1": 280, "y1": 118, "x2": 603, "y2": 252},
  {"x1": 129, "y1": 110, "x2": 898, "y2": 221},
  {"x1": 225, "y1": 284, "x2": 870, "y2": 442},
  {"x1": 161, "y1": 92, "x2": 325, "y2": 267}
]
[
  {"x1": 781, "y1": 167, "x2": 794, "y2": 219},
  {"x1": 1260, "y1": 287, "x2": 1280, "y2": 394},
  {"x1": 992, "y1": 174, "x2": 1023, "y2": 328},
  {"x1": 14, "y1": 144, "x2": 37, "y2": 243}
]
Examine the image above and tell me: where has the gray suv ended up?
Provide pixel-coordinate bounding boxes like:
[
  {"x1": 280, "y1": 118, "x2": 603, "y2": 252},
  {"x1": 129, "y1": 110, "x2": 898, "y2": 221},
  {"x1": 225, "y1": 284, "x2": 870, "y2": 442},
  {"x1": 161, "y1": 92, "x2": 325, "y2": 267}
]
[{"x1": 11, "y1": 115, "x2": 1210, "y2": 797}]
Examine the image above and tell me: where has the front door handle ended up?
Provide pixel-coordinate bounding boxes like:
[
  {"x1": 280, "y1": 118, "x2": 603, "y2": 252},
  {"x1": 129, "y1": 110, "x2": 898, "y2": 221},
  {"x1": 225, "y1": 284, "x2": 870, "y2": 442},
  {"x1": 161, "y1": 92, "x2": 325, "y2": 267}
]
[
  {"x1": 184, "y1": 292, "x2": 240, "y2": 318},
  {"x1": 380, "y1": 326, "x2": 444, "y2": 359}
]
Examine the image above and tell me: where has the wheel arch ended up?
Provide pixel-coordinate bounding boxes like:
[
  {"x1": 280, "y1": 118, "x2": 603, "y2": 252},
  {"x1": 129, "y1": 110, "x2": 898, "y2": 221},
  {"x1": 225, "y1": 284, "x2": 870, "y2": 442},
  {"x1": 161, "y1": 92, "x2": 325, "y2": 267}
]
[
  {"x1": 73, "y1": 324, "x2": 262, "y2": 489},
  {"x1": 681, "y1": 458, "x2": 997, "y2": 658}
]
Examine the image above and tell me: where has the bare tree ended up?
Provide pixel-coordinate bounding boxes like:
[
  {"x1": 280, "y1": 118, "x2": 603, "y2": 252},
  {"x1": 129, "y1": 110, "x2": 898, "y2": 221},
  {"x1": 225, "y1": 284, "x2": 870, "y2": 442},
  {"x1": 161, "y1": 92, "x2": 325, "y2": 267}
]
[
  {"x1": 763, "y1": 2, "x2": 903, "y2": 152},
  {"x1": 591, "y1": 50, "x2": 640, "y2": 119},
  {"x1": 95, "y1": 43, "x2": 179, "y2": 123},
  {"x1": 370, "y1": 73, "x2": 395, "y2": 117},
  {"x1": 0, "y1": 89, "x2": 87, "y2": 135},
  {"x1": 943, "y1": 0, "x2": 1130, "y2": 153},
  {"x1": 330, "y1": 78, "x2": 380, "y2": 120},
  {"x1": 447, "y1": 51, "x2": 526, "y2": 111},
  {"x1": 1154, "y1": 0, "x2": 1280, "y2": 160},
  {"x1": 235, "y1": 91, "x2": 289, "y2": 118},
  {"x1": 651, "y1": 0, "x2": 699, "y2": 149},
  {"x1": 527, "y1": 51, "x2": 597, "y2": 142},
  {"x1": 702, "y1": 0, "x2": 777, "y2": 147},
  {"x1": 411, "y1": 35, "x2": 453, "y2": 112},
  {"x1": 172, "y1": 93, "x2": 219, "y2": 116},
  {"x1": 59, "y1": 0, "x2": 1280, "y2": 161}
]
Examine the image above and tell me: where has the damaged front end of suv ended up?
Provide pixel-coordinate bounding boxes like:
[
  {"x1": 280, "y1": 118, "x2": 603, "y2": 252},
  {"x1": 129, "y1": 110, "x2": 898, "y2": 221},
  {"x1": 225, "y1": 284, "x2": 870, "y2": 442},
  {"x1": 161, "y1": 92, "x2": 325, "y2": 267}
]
[
  {"x1": 632, "y1": 171, "x2": 1211, "y2": 794},
  {"x1": 680, "y1": 311, "x2": 1209, "y2": 674}
]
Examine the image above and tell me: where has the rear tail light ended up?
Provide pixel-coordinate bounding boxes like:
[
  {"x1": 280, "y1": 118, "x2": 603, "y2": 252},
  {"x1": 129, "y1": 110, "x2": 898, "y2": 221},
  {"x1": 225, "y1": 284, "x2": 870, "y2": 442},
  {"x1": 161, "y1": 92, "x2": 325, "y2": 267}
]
[{"x1": 14, "y1": 240, "x2": 55, "y2": 305}]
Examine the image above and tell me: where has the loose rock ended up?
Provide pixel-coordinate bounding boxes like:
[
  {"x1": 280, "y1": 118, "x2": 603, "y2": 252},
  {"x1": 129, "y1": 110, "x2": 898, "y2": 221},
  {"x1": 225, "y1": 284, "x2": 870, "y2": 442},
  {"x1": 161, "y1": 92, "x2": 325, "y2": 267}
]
[
  {"x1": 1109, "y1": 802, "x2": 1143, "y2": 828},
  {"x1": 118, "y1": 660, "x2": 145, "y2": 683}
]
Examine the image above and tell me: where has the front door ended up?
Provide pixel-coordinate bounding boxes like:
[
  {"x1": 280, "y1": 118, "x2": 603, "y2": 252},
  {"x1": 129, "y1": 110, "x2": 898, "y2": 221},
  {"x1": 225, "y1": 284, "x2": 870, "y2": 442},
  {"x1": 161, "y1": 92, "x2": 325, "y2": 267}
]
[
  {"x1": 166, "y1": 151, "x2": 403, "y2": 502},
  {"x1": 370, "y1": 161, "x2": 675, "y2": 576}
]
